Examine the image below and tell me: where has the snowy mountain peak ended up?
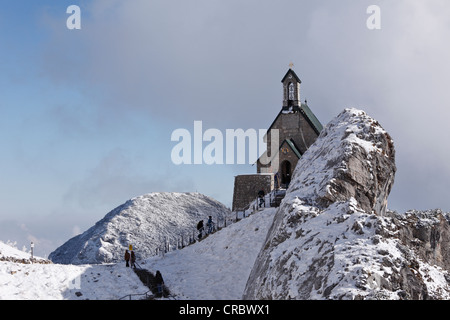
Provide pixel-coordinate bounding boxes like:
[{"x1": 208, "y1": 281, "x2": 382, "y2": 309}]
[{"x1": 49, "y1": 192, "x2": 230, "y2": 265}]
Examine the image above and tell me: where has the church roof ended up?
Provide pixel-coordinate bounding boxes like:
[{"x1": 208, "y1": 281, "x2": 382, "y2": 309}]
[
  {"x1": 282, "y1": 139, "x2": 302, "y2": 159},
  {"x1": 281, "y1": 68, "x2": 302, "y2": 83},
  {"x1": 300, "y1": 102, "x2": 323, "y2": 134}
]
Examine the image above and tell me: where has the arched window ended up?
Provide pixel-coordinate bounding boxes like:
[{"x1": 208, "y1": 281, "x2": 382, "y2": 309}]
[{"x1": 288, "y1": 83, "x2": 295, "y2": 100}]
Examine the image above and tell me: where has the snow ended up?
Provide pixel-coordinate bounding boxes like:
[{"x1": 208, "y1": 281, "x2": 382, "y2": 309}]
[
  {"x1": 0, "y1": 261, "x2": 148, "y2": 300},
  {"x1": 0, "y1": 240, "x2": 149, "y2": 300}
]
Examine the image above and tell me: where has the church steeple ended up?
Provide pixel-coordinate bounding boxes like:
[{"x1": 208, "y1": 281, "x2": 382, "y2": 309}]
[{"x1": 281, "y1": 67, "x2": 301, "y2": 111}]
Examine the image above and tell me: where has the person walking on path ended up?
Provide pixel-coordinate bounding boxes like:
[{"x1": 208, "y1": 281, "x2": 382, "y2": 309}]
[
  {"x1": 207, "y1": 216, "x2": 214, "y2": 234},
  {"x1": 155, "y1": 270, "x2": 164, "y2": 296},
  {"x1": 124, "y1": 250, "x2": 130, "y2": 267},
  {"x1": 130, "y1": 250, "x2": 136, "y2": 268},
  {"x1": 197, "y1": 220, "x2": 204, "y2": 240},
  {"x1": 258, "y1": 190, "x2": 265, "y2": 208}
]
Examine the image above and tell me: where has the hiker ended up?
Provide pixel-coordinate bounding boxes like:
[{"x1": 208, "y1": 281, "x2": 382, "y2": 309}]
[
  {"x1": 197, "y1": 220, "x2": 204, "y2": 240},
  {"x1": 124, "y1": 249, "x2": 130, "y2": 267},
  {"x1": 206, "y1": 216, "x2": 214, "y2": 234},
  {"x1": 258, "y1": 190, "x2": 265, "y2": 208},
  {"x1": 155, "y1": 270, "x2": 164, "y2": 296},
  {"x1": 130, "y1": 250, "x2": 136, "y2": 268},
  {"x1": 274, "y1": 172, "x2": 280, "y2": 190}
]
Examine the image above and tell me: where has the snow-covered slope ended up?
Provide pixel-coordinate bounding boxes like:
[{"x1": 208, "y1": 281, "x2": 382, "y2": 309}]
[
  {"x1": 0, "y1": 262, "x2": 148, "y2": 300},
  {"x1": 2, "y1": 204, "x2": 449, "y2": 300},
  {"x1": 143, "y1": 207, "x2": 276, "y2": 299},
  {"x1": 1, "y1": 241, "x2": 33, "y2": 260},
  {"x1": 49, "y1": 192, "x2": 230, "y2": 265},
  {"x1": 0, "y1": 241, "x2": 148, "y2": 300}
]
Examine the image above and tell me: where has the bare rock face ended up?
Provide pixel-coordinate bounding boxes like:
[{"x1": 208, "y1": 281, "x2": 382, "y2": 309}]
[
  {"x1": 377, "y1": 209, "x2": 450, "y2": 299},
  {"x1": 243, "y1": 109, "x2": 450, "y2": 300}
]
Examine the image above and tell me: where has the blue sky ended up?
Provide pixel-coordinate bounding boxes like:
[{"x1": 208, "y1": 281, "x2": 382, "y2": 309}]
[{"x1": 1, "y1": 0, "x2": 450, "y2": 256}]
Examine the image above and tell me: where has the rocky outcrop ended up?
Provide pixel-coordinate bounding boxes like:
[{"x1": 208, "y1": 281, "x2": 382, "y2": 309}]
[
  {"x1": 243, "y1": 109, "x2": 450, "y2": 300},
  {"x1": 285, "y1": 108, "x2": 396, "y2": 215}
]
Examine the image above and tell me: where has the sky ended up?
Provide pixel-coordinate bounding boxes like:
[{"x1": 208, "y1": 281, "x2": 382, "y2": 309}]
[{"x1": 1, "y1": 0, "x2": 450, "y2": 257}]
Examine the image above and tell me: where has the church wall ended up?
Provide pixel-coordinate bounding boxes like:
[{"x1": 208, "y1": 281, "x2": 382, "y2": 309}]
[
  {"x1": 279, "y1": 149, "x2": 300, "y2": 174},
  {"x1": 256, "y1": 111, "x2": 320, "y2": 174},
  {"x1": 270, "y1": 113, "x2": 319, "y2": 155}
]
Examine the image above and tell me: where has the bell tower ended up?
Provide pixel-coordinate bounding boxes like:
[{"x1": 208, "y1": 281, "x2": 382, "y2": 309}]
[{"x1": 281, "y1": 65, "x2": 301, "y2": 112}]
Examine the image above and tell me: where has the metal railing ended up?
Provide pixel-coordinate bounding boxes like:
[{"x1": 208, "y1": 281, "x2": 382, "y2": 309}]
[{"x1": 119, "y1": 290, "x2": 154, "y2": 300}]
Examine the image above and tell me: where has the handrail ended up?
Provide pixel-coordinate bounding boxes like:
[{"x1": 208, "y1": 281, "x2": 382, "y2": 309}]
[{"x1": 118, "y1": 290, "x2": 154, "y2": 300}]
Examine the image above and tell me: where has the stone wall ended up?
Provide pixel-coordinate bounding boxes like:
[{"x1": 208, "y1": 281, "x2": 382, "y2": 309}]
[{"x1": 232, "y1": 174, "x2": 274, "y2": 211}]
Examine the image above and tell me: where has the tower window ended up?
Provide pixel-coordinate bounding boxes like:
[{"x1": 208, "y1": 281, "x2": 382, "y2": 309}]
[{"x1": 288, "y1": 83, "x2": 295, "y2": 100}]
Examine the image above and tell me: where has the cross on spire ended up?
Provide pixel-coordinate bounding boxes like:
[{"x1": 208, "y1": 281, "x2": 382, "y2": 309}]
[{"x1": 289, "y1": 62, "x2": 294, "y2": 69}]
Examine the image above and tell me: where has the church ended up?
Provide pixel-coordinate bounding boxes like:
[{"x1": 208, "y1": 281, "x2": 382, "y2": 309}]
[{"x1": 232, "y1": 67, "x2": 323, "y2": 211}]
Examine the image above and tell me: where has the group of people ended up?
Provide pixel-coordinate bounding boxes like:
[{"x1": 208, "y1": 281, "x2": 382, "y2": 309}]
[
  {"x1": 124, "y1": 249, "x2": 136, "y2": 268},
  {"x1": 120, "y1": 215, "x2": 218, "y2": 296},
  {"x1": 196, "y1": 216, "x2": 215, "y2": 240},
  {"x1": 124, "y1": 248, "x2": 165, "y2": 296}
]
